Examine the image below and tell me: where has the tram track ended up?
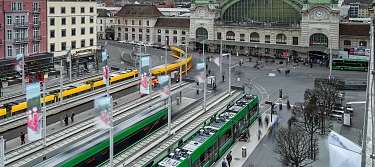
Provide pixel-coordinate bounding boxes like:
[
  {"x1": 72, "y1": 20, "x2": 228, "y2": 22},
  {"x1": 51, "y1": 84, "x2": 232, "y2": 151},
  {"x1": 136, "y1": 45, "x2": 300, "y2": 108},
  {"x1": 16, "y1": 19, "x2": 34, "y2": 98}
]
[
  {"x1": 100, "y1": 90, "x2": 241, "y2": 167},
  {"x1": 5, "y1": 82, "x2": 191, "y2": 167},
  {"x1": 0, "y1": 72, "x2": 103, "y2": 106}
]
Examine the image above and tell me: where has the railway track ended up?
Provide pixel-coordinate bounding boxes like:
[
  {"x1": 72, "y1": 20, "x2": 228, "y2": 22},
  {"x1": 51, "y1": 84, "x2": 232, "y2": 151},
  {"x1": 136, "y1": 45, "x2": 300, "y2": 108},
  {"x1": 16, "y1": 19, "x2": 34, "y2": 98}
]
[
  {"x1": 100, "y1": 90, "x2": 241, "y2": 167},
  {"x1": 5, "y1": 82, "x2": 191, "y2": 167},
  {"x1": 0, "y1": 72, "x2": 103, "y2": 106},
  {"x1": 0, "y1": 77, "x2": 141, "y2": 135}
]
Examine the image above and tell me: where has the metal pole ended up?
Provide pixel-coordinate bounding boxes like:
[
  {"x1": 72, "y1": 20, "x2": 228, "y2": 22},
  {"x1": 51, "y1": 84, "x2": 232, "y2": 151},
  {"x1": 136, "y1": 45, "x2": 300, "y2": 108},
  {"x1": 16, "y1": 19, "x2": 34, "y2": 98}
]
[
  {"x1": 329, "y1": 44, "x2": 332, "y2": 79},
  {"x1": 229, "y1": 53, "x2": 232, "y2": 95},
  {"x1": 220, "y1": 40, "x2": 223, "y2": 79},
  {"x1": 203, "y1": 40, "x2": 207, "y2": 112},
  {"x1": 165, "y1": 41, "x2": 168, "y2": 75},
  {"x1": 69, "y1": 52, "x2": 72, "y2": 81},
  {"x1": 22, "y1": 54, "x2": 25, "y2": 93},
  {"x1": 165, "y1": 40, "x2": 172, "y2": 135},
  {"x1": 185, "y1": 44, "x2": 188, "y2": 75},
  {"x1": 0, "y1": 136, "x2": 4, "y2": 167},
  {"x1": 106, "y1": 53, "x2": 113, "y2": 167},
  {"x1": 59, "y1": 60, "x2": 63, "y2": 104},
  {"x1": 43, "y1": 74, "x2": 47, "y2": 148}
]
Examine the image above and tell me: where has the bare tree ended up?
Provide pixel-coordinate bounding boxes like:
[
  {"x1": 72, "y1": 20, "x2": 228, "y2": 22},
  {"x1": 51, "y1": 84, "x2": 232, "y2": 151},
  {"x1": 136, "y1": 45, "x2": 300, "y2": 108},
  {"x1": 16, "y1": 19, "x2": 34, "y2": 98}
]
[{"x1": 274, "y1": 127, "x2": 316, "y2": 167}]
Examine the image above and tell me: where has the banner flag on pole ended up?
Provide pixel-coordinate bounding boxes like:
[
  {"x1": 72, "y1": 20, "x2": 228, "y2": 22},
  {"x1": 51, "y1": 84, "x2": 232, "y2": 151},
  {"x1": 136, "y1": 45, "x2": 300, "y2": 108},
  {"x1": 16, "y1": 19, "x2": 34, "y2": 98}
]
[
  {"x1": 26, "y1": 83, "x2": 42, "y2": 142},
  {"x1": 101, "y1": 49, "x2": 110, "y2": 87},
  {"x1": 140, "y1": 56, "x2": 151, "y2": 95},
  {"x1": 213, "y1": 56, "x2": 220, "y2": 66},
  {"x1": 156, "y1": 75, "x2": 170, "y2": 98},
  {"x1": 94, "y1": 96, "x2": 112, "y2": 130},
  {"x1": 194, "y1": 58, "x2": 205, "y2": 83},
  {"x1": 15, "y1": 54, "x2": 23, "y2": 73}
]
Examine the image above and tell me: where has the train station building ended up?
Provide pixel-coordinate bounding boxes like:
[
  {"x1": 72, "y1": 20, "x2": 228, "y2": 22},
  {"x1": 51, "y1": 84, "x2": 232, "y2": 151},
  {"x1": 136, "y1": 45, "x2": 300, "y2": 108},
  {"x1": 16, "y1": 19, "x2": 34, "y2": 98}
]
[{"x1": 114, "y1": 0, "x2": 372, "y2": 60}]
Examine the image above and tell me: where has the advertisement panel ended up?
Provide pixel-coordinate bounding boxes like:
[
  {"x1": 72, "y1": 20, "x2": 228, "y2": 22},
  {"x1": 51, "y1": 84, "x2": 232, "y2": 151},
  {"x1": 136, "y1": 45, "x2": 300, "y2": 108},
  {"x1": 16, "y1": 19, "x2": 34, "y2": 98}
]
[
  {"x1": 156, "y1": 75, "x2": 170, "y2": 98},
  {"x1": 26, "y1": 83, "x2": 42, "y2": 141},
  {"x1": 94, "y1": 96, "x2": 112, "y2": 130},
  {"x1": 15, "y1": 54, "x2": 23, "y2": 73},
  {"x1": 140, "y1": 56, "x2": 151, "y2": 94},
  {"x1": 195, "y1": 58, "x2": 205, "y2": 83}
]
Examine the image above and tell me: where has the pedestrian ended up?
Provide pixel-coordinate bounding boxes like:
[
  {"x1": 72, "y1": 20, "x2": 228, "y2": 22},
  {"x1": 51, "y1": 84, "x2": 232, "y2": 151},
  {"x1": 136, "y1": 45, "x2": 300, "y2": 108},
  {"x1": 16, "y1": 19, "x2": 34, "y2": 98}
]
[
  {"x1": 196, "y1": 88, "x2": 199, "y2": 95},
  {"x1": 71, "y1": 112, "x2": 75, "y2": 123},
  {"x1": 222, "y1": 75, "x2": 225, "y2": 82},
  {"x1": 287, "y1": 99, "x2": 291, "y2": 110},
  {"x1": 226, "y1": 151, "x2": 232, "y2": 167},
  {"x1": 222, "y1": 159, "x2": 228, "y2": 167},
  {"x1": 208, "y1": 69, "x2": 211, "y2": 75},
  {"x1": 258, "y1": 129, "x2": 262, "y2": 140},
  {"x1": 258, "y1": 117, "x2": 262, "y2": 127},
  {"x1": 265, "y1": 116, "x2": 269, "y2": 126},
  {"x1": 20, "y1": 131, "x2": 25, "y2": 145},
  {"x1": 310, "y1": 62, "x2": 313, "y2": 68},
  {"x1": 64, "y1": 114, "x2": 69, "y2": 126},
  {"x1": 277, "y1": 68, "x2": 281, "y2": 74}
]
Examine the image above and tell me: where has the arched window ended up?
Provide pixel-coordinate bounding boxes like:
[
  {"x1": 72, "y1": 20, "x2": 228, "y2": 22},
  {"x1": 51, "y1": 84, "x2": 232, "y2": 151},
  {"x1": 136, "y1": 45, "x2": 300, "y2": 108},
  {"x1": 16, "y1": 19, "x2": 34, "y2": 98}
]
[
  {"x1": 310, "y1": 33, "x2": 328, "y2": 47},
  {"x1": 226, "y1": 31, "x2": 235, "y2": 40},
  {"x1": 250, "y1": 32, "x2": 260, "y2": 42},
  {"x1": 196, "y1": 27, "x2": 208, "y2": 42},
  {"x1": 276, "y1": 33, "x2": 287, "y2": 44}
]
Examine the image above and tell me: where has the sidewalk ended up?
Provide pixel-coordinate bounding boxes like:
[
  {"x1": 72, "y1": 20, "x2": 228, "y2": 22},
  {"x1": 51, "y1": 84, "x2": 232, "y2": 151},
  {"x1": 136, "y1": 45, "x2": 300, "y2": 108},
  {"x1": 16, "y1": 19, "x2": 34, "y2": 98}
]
[{"x1": 214, "y1": 110, "x2": 278, "y2": 167}]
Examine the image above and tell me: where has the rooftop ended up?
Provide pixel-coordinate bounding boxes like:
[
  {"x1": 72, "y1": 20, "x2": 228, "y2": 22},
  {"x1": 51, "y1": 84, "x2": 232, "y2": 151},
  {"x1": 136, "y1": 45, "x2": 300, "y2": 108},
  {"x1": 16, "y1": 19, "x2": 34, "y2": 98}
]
[
  {"x1": 155, "y1": 17, "x2": 190, "y2": 28},
  {"x1": 339, "y1": 23, "x2": 370, "y2": 36},
  {"x1": 115, "y1": 4, "x2": 163, "y2": 17}
]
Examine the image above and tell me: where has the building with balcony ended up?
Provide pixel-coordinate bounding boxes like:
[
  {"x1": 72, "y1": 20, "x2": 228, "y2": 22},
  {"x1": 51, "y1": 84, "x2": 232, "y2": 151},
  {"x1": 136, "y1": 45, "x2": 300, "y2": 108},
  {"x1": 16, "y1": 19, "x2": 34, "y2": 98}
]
[
  {"x1": 97, "y1": 8, "x2": 116, "y2": 40},
  {"x1": 47, "y1": 0, "x2": 97, "y2": 57},
  {"x1": 0, "y1": 0, "x2": 48, "y2": 59}
]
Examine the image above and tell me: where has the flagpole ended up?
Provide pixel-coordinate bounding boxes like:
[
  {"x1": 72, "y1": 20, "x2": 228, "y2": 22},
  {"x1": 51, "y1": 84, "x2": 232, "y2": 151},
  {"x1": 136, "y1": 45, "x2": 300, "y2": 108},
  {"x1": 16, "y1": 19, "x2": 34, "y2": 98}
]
[
  {"x1": 220, "y1": 40, "x2": 223, "y2": 80},
  {"x1": 22, "y1": 54, "x2": 25, "y2": 93},
  {"x1": 165, "y1": 38, "x2": 172, "y2": 135},
  {"x1": 203, "y1": 40, "x2": 207, "y2": 112},
  {"x1": 0, "y1": 136, "x2": 4, "y2": 167}
]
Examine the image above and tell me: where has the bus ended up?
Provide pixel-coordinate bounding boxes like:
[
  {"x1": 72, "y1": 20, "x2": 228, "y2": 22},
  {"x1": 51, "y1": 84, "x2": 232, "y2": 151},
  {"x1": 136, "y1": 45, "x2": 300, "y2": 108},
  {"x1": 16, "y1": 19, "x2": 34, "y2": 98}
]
[{"x1": 332, "y1": 58, "x2": 368, "y2": 72}]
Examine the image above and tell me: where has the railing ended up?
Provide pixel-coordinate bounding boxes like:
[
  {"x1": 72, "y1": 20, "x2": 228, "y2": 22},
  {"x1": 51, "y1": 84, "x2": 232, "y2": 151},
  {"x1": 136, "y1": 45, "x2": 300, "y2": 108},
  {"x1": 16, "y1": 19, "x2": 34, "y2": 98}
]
[
  {"x1": 32, "y1": 8, "x2": 40, "y2": 13},
  {"x1": 13, "y1": 37, "x2": 28, "y2": 43},
  {"x1": 13, "y1": 22, "x2": 28, "y2": 28}
]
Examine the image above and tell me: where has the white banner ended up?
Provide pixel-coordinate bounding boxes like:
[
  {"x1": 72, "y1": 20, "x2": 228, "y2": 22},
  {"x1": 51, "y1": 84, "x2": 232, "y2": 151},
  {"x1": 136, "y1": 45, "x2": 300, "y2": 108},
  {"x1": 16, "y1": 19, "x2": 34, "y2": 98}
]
[{"x1": 94, "y1": 96, "x2": 112, "y2": 130}]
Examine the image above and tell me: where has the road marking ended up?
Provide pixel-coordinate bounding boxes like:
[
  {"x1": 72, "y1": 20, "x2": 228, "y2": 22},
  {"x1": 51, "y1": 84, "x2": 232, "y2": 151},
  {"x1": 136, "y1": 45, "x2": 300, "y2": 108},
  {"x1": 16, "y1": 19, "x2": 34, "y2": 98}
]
[{"x1": 346, "y1": 101, "x2": 366, "y2": 104}]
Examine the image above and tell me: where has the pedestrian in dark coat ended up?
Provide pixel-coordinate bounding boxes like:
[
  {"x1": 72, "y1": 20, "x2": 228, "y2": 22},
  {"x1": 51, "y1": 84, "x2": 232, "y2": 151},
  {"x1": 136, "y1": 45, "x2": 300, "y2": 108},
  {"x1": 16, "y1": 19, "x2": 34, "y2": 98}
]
[
  {"x1": 71, "y1": 113, "x2": 75, "y2": 123},
  {"x1": 20, "y1": 132, "x2": 25, "y2": 145},
  {"x1": 222, "y1": 160, "x2": 227, "y2": 167},
  {"x1": 64, "y1": 114, "x2": 69, "y2": 126},
  {"x1": 226, "y1": 152, "x2": 232, "y2": 167}
]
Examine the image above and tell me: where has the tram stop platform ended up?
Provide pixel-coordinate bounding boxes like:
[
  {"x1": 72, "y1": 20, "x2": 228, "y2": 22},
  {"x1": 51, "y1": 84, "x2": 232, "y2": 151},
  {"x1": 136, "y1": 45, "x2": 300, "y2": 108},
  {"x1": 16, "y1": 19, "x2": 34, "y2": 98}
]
[{"x1": 214, "y1": 111, "x2": 278, "y2": 167}]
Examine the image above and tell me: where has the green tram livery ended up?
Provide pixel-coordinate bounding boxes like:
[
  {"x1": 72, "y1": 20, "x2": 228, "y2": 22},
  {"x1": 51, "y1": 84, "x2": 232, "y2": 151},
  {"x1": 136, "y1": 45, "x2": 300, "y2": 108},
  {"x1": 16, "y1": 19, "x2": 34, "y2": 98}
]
[
  {"x1": 332, "y1": 58, "x2": 368, "y2": 72},
  {"x1": 157, "y1": 94, "x2": 259, "y2": 167}
]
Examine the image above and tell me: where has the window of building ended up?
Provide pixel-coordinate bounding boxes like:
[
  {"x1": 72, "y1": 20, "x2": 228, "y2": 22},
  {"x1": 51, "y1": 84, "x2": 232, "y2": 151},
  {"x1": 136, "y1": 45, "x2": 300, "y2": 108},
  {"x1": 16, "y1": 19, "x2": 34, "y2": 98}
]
[
  {"x1": 81, "y1": 40, "x2": 85, "y2": 47},
  {"x1": 250, "y1": 32, "x2": 260, "y2": 42},
  {"x1": 131, "y1": 20, "x2": 134, "y2": 25},
  {"x1": 132, "y1": 28, "x2": 135, "y2": 32},
  {"x1": 81, "y1": 28, "x2": 85, "y2": 35},
  {"x1": 90, "y1": 7, "x2": 94, "y2": 13},
  {"x1": 181, "y1": 37, "x2": 186, "y2": 44},
  {"x1": 50, "y1": 30, "x2": 55, "y2": 38},
  {"x1": 124, "y1": 33, "x2": 128, "y2": 40},
  {"x1": 125, "y1": 28, "x2": 128, "y2": 32},
  {"x1": 265, "y1": 35, "x2": 270, "y2": 43},
  {"x1": 158, "y1": 35, "x2": 161, "y2": 43},
  {"x1": 139, "y1": 34, "x2": 142, "y2": 41},
  {"x1": 226, "y1": 31, "x2": 235, "y2": 40},
  {"x1": 72, "y1": 17, "x2": 76, "y2": 25},
  {"x1": 132, "y1": 34, "x2": 135, "y2": 40},
  {"x1": 61, "y1": 18, "x2": 66, "y2": 25},
  {"x1": 72, "y1": 28, "x2": 76, "y2": 36},
  {"x1": 7, "y1": 46, "x2": 12, "y2": 57},
  {"x1": 15, "y1": 16, "x2": 19, "y2": 25},
  {"x1": 158, "y1": 29, "x2": 161, "y2": 33},
  {"x1": 11, "y1": 2, "x2": 22, "y2": 11},
  {"x1": 90, "y1": 16, "x2": 94, "y2": 23},
  {"x1": 146, "y1": 20, "x2": 150, "y2": 26},
  {"x1": 33, "y1": 28, "x2": 39, "y2": 39},
  {"x1": 90, "y1": 27, "x2": 94, "y2": 34},
  {"x1": 33, "y1": 2, "x2": 39, "y2": 11},
  {"x1": 7, "y1": 30, "x2": 12, "y2": 40},
  {"x1": 292, "y1": 37, "x2": 298, "y2": 45},
  {"x1": 90, "y1": 39, "x2": 94, "y2": 46},
  {"x1": 276, "y1": 33, "x2": 287, "y2": 44},
  {"x1": 343, "y1": 40, "x2": 351, "y2": 45},
  {"x1": 146, "y1": 35, "x2": 150, "y2": 41},
  {"x1": 240, "y1": 34, "x2": 245, "y2": 41},
  {"x1": 61, "y1": 42, "x2": 66, "y2": 51},
  {"x1": 81, "y1": 17, "x2": 85, "y2": 24},
  {"x1": 173, "y1": 36, "x2": 177, "y2": 43},
  {"x1": 7, "y1": 16, "x2": 12, "y2": 25},
  {"x1": 33, "y1": 15, "x2": 39, "y2": 25},
  {"x1": 80, "y1": 7, "x2": 85, "y2": 13},
  {"x1": 61, "y1": 29, "x2": 66, "y2": 37},
  {"x1": 359, "y1": 41, "x2": 367, "y2": 47},
  {"x1": 173, "y1": 30, "x2": 177, "y2": 34},
  {"x1": 71, "y1": 41, "x2": 76, "y2": 49},
  {"x1": 20, "y1": 16, "x2": 25, "y2": 25},
  {"x1": 139, "y1": 20, "x2": 142, "y2": 25},
  {"x1": 50, "y1": 43, "x2": 55, "y2": 52},
  {"x1": 182, "y1": 31, "x2": 186, "y2": 35},
  {"x1": 146, "y1": 29, "x2": 150, "y2": 33},
  {"x1": 139, "y1": 29, "x2": 142, "y2": 33},
  {"x1": 71, "y1": 7, "x2": 75, "y2": 14},
  {"x1": 100, "y1": 26, "x2": 103, "y2": 32},
  {"x1": 217, "y1": 32, "x2": 222, "y2": 40},
  {"x1": 49, "y1": 7, "x2": 55, "y2": 14},
  {"x1": 165, "y1": 30, "x2": 169, "y2": 34},
  {"x1": 61, "y1": 7, "x2": 65, "y2": 14},
  {"x1": 33, "y1": 42, "x2": 40, "y2": 53}
]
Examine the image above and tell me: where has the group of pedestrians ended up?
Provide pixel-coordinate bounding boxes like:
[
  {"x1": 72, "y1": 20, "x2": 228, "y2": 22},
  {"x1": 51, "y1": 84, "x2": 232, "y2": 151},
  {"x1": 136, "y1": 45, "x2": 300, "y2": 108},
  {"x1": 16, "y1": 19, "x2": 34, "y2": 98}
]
[{"x1": 222, "y1": 151, "x2": 233, "y2": 167}]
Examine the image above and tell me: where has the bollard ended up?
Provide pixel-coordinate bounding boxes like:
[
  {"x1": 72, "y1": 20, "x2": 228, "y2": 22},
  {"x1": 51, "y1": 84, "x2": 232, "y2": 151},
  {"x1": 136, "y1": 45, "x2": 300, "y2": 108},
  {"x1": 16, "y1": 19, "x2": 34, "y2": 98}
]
[{"x1": 242, "y1": 147, "x2": 247, "y2": 158}]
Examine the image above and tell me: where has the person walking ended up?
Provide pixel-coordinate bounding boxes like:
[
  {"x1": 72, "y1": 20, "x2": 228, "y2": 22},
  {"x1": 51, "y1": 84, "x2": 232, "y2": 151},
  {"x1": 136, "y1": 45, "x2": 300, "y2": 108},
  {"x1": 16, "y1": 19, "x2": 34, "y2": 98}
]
[
  {"x1": 265, "y1": 116, "x2": 269, "y2": 127},
  {"x1": 71, "y1": 113, "x2": 75, "y2": 123},
  {"x1": 64, "y1": 114, "x2": 69, "y2": 126},
  {"x1": 258, "y1": 129, "x2": 262, "y2": 140},
  {"x1": 222, "y1": 75, "x2": 225, "y2": 82},
  {"x1": 226, "y1": 151, "x2": 232, "y2": 167},
  {"x1": 222, "y1": 159, "x2": 228, "y2": 167},
  {"x1": 20, "y1": 131, "x2": 25, "y2": 145}
]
